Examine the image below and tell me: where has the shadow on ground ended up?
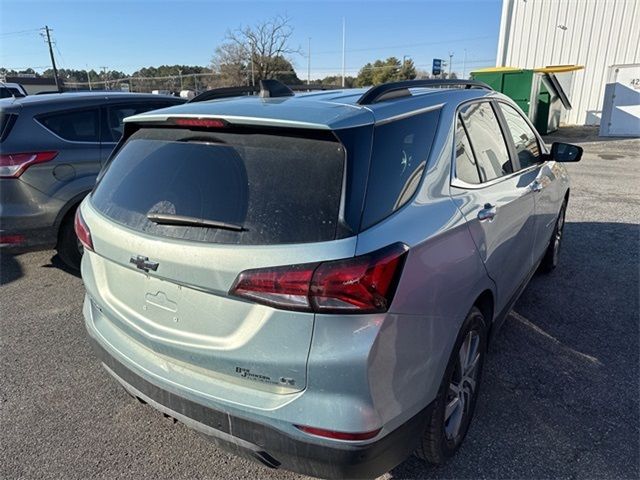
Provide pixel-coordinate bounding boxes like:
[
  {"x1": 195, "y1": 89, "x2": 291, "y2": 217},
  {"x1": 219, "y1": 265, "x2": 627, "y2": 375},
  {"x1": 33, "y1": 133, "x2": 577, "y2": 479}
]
[
  {"x1": 389, "y1": 221, "x2": 639, "y2": 479},
  {"x1": 0, "y1": 252, "x2": 23, "y2": 286},
  {"x1": 42, "y1": 253, "x2": 81, "y2": 278}
]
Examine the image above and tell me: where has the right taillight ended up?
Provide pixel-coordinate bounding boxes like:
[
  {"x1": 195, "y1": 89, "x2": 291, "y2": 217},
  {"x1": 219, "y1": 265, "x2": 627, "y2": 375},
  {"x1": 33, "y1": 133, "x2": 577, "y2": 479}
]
[
  {"x1": 74, "y1": 209, "x2": 94, "y2": 252},
  {"x1": 230, "y1": 243, "x2": 408, "y2": 314},
  {"x1": 0, "y1": 151, "x2": 58, "y2": 178}
]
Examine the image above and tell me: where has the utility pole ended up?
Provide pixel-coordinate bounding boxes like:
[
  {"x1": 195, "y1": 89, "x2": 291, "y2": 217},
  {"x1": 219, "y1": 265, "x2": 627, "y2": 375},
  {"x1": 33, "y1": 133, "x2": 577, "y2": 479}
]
[
  {"x1": 43, "y1": 26, "x2": 61, "y2": 92},
  {"x1": 86, "y1": 65, "x2": 93, "y2": 91},
  {"x1": 250, "y1": 45, "x2": 255, "y2": 87},
  {"x1": 307, "y1": 37, "x2": 311, "y2": 85},
  {"x1": 462, "y1": 49, "x2": 467, "y2": 79},
  {"x1": 100, "y1": 66, "x2": 108, "y2": 90},
  {"x1": 448, "y1": 51, "x2": 454, "y2": 78},
  {"x1": 178, "y1": 69, "x2": 183, "y2": 91},
  {"x1": 341, "y1": 17, "x2": 346, "y2": 87}
]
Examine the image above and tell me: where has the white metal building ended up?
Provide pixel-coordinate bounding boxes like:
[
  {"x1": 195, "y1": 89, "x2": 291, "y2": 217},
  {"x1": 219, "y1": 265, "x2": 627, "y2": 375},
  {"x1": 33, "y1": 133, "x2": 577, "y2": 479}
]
[{"x1": 496, "y1": 0, "x2": 640, "y2": 125}]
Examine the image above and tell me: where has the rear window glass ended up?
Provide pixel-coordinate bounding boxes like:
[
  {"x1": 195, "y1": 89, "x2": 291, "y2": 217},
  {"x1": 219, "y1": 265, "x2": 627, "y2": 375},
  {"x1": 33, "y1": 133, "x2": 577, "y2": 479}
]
[
  {"x1": 39, "y1": 108, "x2": 100, "y2": 142},
  {"x1": 91, "y1": 127, "x2": 345, "y2": 245},
  {"x1": 360, "y1": 108, "x2": 440, "y2": 230}
]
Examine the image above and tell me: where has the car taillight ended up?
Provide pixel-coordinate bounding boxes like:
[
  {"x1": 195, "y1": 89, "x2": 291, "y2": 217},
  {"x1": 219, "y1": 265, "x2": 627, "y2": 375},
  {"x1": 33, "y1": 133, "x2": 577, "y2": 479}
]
[
  {"x1": 0, "y1": 151, "x2": 58, "y2": 178},
  {"x1": 74, "y1": 209, "x2": 93, "y2": 252},
  {"x1": 295, "y1": 425, "x2": 381, "y2": 441},
  {"x1": 0, "y1": 234, "x2": 25, "y2": 245},
  {"x1": 230, "y1": 243, "x2": 408, "y2": 314}
]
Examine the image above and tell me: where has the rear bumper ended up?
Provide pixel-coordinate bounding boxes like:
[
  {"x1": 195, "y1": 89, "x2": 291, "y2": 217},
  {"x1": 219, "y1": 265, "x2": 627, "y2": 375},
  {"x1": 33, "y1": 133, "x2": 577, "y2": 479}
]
[
  {"x1": 0, "y1": 178, "x2": 60, "y2": 250},
  {"x1": 88, "y1": 336, "x2": 432, "y2": 479}
]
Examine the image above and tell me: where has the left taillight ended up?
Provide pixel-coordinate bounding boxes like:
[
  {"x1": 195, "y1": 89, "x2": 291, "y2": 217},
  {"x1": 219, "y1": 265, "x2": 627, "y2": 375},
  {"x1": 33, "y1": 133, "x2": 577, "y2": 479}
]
[
  {"x1": 230, "y1": 243, "x2": 408, "y2": 314},
  {"x1": 74, "y1": 209, "x2": 93, "y2": 252},
  {"x1": 0, "y1": 151, "x2": 58, "y2": 178}
]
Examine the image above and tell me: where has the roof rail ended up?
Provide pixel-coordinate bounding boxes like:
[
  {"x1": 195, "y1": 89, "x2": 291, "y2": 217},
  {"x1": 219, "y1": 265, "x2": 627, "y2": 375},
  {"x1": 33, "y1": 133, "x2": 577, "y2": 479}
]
[
  {"x1": 189, "y1": 85, "x2": 258, "y2": 103},
  {"x1": 189, "y1": 80, "x2": 344, "y2": 103},
  {"x1": 356, "y1": 79, "x2": 493, "y2": 105}
]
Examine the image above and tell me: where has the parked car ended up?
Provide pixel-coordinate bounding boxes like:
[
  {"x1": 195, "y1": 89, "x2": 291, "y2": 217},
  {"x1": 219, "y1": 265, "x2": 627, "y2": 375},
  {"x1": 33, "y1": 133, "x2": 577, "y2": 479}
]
[
  {"x1": 0, "y1": 82, "x2": 28, "y2": 98},
  {"x1": 77, "y1": 79, "x2": 582, "y2": 478},
  {"x1": 0, "y1": 92, "x2": 185, "y2": 268}
]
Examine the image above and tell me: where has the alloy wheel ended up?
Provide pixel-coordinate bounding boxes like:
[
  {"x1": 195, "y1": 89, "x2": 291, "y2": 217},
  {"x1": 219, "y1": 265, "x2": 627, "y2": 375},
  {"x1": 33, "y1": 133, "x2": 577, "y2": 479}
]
[{"x1": 444, "y1": 330, "x2": 481, "y2": 441}]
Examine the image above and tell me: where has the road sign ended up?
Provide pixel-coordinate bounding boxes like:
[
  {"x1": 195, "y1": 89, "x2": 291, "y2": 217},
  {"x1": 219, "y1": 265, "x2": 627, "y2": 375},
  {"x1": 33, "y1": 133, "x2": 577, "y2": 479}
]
[{"x1": 432, "y1": 58, "x2": 443, "y2": 76}]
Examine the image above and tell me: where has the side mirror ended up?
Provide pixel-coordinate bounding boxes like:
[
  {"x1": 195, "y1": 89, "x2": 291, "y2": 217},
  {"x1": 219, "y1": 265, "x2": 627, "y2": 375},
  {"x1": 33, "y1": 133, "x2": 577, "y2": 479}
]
[{"x1": 550, "y1": 142, "x2": 583, "y2": 162}]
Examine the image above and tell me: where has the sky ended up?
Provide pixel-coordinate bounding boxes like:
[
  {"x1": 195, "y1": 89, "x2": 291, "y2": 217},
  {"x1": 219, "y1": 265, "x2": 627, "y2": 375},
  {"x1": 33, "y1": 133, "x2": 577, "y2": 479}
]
[{"x1": 0, "y1": 0, "x2": 502, "y2": 79}]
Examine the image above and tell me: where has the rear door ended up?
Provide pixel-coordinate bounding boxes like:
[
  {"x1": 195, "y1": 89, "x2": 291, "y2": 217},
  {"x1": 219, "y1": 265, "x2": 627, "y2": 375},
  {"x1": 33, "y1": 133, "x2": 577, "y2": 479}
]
[
  {"x1": 450, "y1": 100, "x2": 537, "y2": 313},
  {"x1": 85, "y1": 123, "x2": 352, "y2": 393}
]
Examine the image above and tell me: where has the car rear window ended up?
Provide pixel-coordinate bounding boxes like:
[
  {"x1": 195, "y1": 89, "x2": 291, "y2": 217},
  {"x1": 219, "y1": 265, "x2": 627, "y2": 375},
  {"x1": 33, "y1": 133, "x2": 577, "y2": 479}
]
[{"x1": 91, "y1": 126, "x2": 346, "y2": 245}]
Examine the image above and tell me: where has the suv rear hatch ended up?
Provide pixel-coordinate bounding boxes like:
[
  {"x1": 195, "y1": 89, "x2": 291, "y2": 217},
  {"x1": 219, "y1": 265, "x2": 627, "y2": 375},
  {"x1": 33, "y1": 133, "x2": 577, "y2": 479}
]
[{"x1": 85, "y1": 121, "x2": 355, "y2": 393}]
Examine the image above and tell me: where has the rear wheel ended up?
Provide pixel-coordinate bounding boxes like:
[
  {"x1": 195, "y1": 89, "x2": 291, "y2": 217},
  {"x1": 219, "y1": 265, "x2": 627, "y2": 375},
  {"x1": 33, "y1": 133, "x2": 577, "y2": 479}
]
[
  {"x1": 416, "y1": 307, "x2": 487, "y2": 464},
  {"x1": 539, "y1": 201, "x2": 567, "y2": 273},
  {"x1": 56, "y1": 207, "x2": 82, "y2": 271}
]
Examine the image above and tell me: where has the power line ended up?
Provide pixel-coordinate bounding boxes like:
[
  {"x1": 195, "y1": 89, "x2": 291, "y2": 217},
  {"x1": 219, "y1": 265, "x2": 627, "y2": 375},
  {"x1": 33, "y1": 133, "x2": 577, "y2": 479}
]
[
  {"x1": 312, "y1": 35, "x2": 494, "y2": 56},
  {"x1": 0, "y1": 28, "x2": 42, "y2": 37}
]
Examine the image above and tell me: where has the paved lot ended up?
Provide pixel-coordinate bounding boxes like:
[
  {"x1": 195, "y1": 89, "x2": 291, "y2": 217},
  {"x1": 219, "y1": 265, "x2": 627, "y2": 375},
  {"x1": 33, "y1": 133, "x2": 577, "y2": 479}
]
[{"x1": 1, "y1": 127, "x2": 638, "y2": 479}]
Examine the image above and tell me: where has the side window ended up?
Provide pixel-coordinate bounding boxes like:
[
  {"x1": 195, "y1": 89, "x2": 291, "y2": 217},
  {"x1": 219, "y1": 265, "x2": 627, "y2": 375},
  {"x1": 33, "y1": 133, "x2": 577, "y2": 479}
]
[
  {"x1": 104, "y1": 103, "x2": 168, "y2": 142},
  {"x1": 498, "y1": 103, "x2": 542, "y2": 169},
  {"x1": 454, "y1": 115, "x2": 481, "y2": 184},
  {"x1": 39, "y1": 109, "x2": 100, "y2": 142},
  {"x1": 460, "y1": 102, "x2": 512, "y2": 182},
  {"x1": 361, "y1": 108, "x2": 441, "y2": 229}
]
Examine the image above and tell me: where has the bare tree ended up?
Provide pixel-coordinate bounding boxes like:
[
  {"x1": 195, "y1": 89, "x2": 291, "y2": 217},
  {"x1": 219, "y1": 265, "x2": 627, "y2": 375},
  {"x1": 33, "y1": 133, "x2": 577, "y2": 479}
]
[{"x1": 212, "y1": 15, "x2": 301, "y2": 86}]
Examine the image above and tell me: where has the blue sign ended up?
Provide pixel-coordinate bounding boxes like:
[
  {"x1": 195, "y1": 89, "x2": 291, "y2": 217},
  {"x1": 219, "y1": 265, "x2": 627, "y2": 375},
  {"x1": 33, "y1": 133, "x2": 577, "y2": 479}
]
[{"x1": 432, "y1": 58, "x2": 442, "y2": 76}]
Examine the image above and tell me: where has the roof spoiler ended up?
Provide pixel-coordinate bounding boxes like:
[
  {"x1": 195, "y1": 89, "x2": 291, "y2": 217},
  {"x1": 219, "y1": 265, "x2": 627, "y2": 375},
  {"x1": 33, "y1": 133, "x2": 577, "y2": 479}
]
[{"x1": 356, "y1": 79, "x2": 492, "y2": 105}]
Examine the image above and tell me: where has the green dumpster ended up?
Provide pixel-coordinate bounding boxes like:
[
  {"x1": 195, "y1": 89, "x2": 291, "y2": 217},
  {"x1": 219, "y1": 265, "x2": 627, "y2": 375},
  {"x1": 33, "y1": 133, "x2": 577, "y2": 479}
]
[{"x1": 470, "y1": 66, "x2": 582, "y2": 134}]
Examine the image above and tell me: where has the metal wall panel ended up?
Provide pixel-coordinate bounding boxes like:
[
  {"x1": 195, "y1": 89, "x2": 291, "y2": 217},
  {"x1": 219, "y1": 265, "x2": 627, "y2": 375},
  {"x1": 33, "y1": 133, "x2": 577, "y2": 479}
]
[{"x1": 497, "y1": 0, "x2": 640, "y2": 125}]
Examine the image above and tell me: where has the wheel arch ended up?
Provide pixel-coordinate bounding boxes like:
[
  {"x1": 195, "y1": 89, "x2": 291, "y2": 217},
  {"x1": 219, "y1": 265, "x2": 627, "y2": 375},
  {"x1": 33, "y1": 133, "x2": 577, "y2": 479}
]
[{"x1": 54, "y1": 190, "x2": 91, "y2": 244}]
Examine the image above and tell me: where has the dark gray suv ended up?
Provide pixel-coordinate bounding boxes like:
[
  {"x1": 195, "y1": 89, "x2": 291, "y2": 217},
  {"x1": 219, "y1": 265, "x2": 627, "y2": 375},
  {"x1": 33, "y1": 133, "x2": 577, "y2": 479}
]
[{"x1": 0, "y1": 92, "x2": 184, "y2": 268}]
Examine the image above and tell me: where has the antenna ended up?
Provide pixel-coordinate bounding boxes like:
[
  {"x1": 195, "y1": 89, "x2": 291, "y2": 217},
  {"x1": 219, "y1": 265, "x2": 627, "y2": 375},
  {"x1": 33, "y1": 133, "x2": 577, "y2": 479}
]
[{"x1": 341, "y1": 18, "x2": 346, "y2": 87}]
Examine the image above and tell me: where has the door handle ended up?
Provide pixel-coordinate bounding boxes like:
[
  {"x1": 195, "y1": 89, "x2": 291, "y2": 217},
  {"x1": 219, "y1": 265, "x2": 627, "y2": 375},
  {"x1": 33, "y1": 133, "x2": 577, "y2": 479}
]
[
  {"x1": 530, "y1": 180, "x2": 544, "y2": 192},
  {"x1": 478, "y1": 203, "x2": 496, "y2": 221}
]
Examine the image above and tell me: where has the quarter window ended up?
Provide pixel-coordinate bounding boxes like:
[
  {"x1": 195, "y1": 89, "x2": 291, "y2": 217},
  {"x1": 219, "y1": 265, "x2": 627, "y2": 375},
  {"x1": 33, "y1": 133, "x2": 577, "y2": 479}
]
[
  {"x1": 498, "y1": 103, "x2": 541, "y2": 169},
  {"x1": 454, "y1": 116, "x2": 481, "y2": 184},
  {"x1": 39, "y1": 109, "x2": 100, "y2": 142},
  {"x1": 361, "y1": 108, "x2": 441, "y2": 229},
  {"x1": 460, "y1": 102, "x2": 512, "y2": 182}
]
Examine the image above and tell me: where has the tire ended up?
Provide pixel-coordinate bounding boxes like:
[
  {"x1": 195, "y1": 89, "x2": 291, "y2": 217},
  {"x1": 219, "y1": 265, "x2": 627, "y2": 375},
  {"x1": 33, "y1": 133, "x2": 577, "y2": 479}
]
[
  {"x1": 539, "y1": 201, "x2": 567, "y2": 273},
  {"x1": 56, "y1": 207, "x2": 82, "y2": 271},
  {"x1": 416, "y1": 307, "x2": 487, "y2": 465}
]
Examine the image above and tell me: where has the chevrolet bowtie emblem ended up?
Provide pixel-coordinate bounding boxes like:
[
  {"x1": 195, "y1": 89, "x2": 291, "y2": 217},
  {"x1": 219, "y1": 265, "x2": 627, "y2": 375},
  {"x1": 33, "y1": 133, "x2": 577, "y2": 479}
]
[{"x1": 130, "y1": 255, "x2": 159, "y2": 272}]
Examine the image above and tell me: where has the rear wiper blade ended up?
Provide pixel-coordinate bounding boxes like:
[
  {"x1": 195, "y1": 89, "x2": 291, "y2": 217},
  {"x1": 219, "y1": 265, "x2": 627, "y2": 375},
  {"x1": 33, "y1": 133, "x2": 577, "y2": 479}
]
[{"x1": 147, "y1": 213, "x2": 246, "y2": 232}]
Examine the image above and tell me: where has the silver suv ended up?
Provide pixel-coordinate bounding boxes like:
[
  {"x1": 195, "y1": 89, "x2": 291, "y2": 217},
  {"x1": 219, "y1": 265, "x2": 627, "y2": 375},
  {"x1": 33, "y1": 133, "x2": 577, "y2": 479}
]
[{"x1": 78, "y1": 79, "x2": 582, "y2": 478}]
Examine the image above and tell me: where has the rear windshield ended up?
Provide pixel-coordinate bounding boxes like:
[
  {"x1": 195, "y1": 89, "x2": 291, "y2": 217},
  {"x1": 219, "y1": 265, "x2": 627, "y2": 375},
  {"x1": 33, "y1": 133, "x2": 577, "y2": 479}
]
[{"x1": 91, "y1": 126, "x2": 345, "y2": 245}]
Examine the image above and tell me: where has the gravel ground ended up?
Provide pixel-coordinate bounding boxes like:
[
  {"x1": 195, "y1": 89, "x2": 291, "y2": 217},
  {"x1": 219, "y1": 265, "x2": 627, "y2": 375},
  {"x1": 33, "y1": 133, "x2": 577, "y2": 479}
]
[{"x1": 1, "y1": 127, "x2": 638, "y2": 479}]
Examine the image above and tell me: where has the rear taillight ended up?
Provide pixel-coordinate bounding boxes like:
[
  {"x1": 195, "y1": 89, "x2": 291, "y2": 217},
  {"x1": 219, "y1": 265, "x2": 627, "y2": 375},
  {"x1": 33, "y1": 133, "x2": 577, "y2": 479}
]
[
  {"x1": 0, "y1": 151, "x2": 58, "y2": 178},
  {"x1": 230, "y1": 243, "x2": 408, "y2": 314},
  {"x1": 74, "y1": 209, "x2": 93, "y2": 252}
]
